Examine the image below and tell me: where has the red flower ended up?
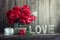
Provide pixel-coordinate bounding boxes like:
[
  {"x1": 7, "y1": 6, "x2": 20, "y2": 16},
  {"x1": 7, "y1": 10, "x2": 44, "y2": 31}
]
[
  {"x1": 8, "y1": 19, "x2": 15, "y2": 25},
  {"x1": 6, "y1": 6, "x2": 21, "y2": 25},
  {"x1": 31, "y1": 16, "x2": 36, "y2": 21},
  {"x1": 21, "y1": 5, "x2": 31, "y2": 16},
  {"x1": 18, "y1": 13, "x2": 36, "y2": 24},
  {"x1": 6, "y1": 10, "x2": 15, "y2": 25},
  {"x1": 13, "y1": 6, "x2": 21, "y2": 19},
  {"x1": 22, "y1": 5, "x2": 30, "y2": 10},
  {"x1": 19, "y1": 18, "x2": 26, "y2": 24},
  {"x1": 13, "y1": 10, "x2": 21, "y2": 19},
  {"x1": 6, "y1": 5, "x2": 36, "y2": 25},
  {"x1": 6, "y1": 10, "x2": 14, "y2": 18},
  {"x1": 25, "y1": 16, "x2": 33, "y2": 24},
  {"x1": 19, "y1": 28, "x2": 26, "y2": 36},
  {"x1": 13, "y1": 6, "x2": 21, "y2": 11}
]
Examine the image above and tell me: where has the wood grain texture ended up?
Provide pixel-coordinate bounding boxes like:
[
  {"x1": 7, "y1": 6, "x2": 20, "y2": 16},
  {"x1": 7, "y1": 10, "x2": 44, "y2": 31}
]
[{"x1": 0, "y1": 0, "x2": 60, "y2": 33}]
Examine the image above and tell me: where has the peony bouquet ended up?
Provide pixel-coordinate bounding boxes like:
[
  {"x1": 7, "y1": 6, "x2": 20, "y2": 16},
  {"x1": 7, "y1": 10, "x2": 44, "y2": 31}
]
[
  {"x1": 6, "y1": 5, "x2": 36, "y2": 25},
  {"x1": 6, "y1": 5, "x2": 36, "y2": 35}
]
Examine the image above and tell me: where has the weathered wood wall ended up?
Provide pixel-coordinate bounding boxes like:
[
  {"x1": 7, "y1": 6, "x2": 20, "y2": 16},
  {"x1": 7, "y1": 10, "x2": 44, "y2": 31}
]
[{"x1": 0, "y1": 0, "x2": 60, "y2": 33}]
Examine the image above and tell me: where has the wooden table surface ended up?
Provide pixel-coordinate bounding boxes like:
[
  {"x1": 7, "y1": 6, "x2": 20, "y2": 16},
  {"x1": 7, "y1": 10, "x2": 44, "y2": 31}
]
[{"x1": 0, "y1": 34, "x2": 60, "y2": 40}]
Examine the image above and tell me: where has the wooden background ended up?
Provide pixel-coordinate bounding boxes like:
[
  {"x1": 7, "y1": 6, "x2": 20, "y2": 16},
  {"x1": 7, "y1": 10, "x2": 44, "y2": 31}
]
[{"x1": 0, "y1": 0, "x2": 60, "y2": 33}]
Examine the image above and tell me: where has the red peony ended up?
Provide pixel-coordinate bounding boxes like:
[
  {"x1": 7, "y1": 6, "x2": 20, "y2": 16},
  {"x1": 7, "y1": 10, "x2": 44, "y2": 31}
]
[
  {"x1": 25, "y1": 16, "x2": 35, "y2": 24},
  {"x1": 21, "y1": 5, "x2": 31, "y2": 16},
  {"x1": 8, "y1": 19, "x2": 15, "y2": 25},
  {"x1": 6, "y1": 5, "x2": 36, "y2": 25},
  {"x1": 6, "y1": 10, "x2": 14, "y2": 18},
  {"x1": 13, "y1": 10, "x2": 21, "y2": 19},
  {"x1": 6, "y1": 10, "x2": 15, "y2": 25},
  {"x1": 13, "y1": 6, "x2": 21, "y2": 19},
  {"x1": 19, "y1": 28, "x2": 26, "y2": 36},
  {"x1": 19, "y1": 18, "x2": 26, "y2": 24},
  {"x1": 22, "y1": 5, "x2": 30, "y2": 10},
  {"x1": 13, "y1": 6, "x2": 21, "y2": 11}
]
